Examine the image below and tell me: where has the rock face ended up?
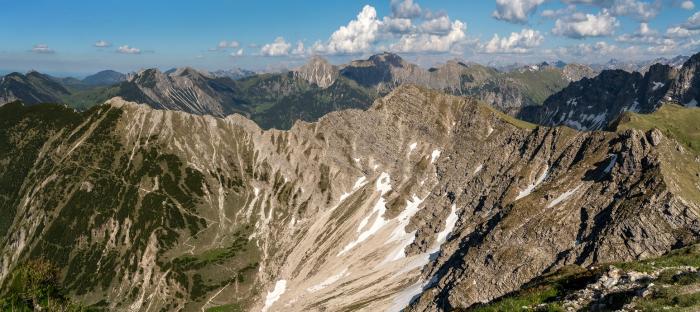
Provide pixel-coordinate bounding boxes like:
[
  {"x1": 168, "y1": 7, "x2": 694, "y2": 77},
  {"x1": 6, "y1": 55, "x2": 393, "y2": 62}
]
[
  {"x1": 519, "y1": 64, "x2": 678, "y2": 130},
  {"x1": 562, "y1": 63, "x2": 598, "y2": 82},
  {"x1": 294, "y1": 56, "x2": 339, "y2": 88},
  {"x1": 1, "y1": 86, "x2": 699, "y2": 311},
  {"x1": 118, "y1": 67, "x2": 248, "y2": 117},
  {"x1": 666, "y1": 53, "x2": 700, "y2": 107},
  {"x1": 0, "y1": 71, "x2": 71, "y2": 105}
]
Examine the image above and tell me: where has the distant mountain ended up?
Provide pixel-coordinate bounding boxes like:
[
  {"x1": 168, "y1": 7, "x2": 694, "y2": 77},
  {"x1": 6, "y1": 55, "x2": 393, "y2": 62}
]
[
  {"x1": 338, "y1": 52, "x2": 574, "y2": 114},
  {"x1": 0, "y1": 71, "x2": 71, "y2": 105},
  {"x1": 518, "y1": 54, "x2": 700, "y2": 130},
  {"x1": 82, "y1": 70, "x2": 126, "y2": 86},
  {"x1": 115, "y1": 67, "x2": 248, "y2": 116},
  {"x1": 294, "y1": 56, "x2": 339, "y2": 88},
  {"x1": 210, "y1": 68, "x2": 256, "y2": 80},
  {"x1": 519, "y1": 66, "x2": 674, "y2": 130}
]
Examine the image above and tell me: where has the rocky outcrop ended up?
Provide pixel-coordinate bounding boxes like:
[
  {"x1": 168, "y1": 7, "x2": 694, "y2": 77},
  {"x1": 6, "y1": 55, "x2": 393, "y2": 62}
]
[
  {"x1": 563, "y1": 63, "x2": 598, "y2": 82},
  {"x1": 666, "y1": 53, "x2": 700, "y2": 107}
]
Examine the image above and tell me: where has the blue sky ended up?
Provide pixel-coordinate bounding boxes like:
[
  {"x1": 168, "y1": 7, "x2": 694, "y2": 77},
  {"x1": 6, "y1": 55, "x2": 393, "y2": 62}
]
[{"x1": 0, "y1": 0, "x2": 698, "y2": 76}]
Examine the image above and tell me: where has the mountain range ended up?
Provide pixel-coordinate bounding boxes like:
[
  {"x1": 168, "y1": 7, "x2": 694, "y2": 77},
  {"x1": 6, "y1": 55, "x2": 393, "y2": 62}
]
[
  {"x1": 520, "y1": 53, "x2": 700, "y2": 130},
  {"x1": 0, "y1": 53, "x2": 597, "y2": 129},
  {"x1": 1, "y1": 84, "x2": 699, "y2": 311}
]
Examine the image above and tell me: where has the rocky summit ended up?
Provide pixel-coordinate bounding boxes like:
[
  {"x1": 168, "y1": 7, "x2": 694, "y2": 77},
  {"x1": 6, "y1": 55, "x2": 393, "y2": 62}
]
[{"x1": 2, "y1": 85, "x2": 699, "y2": 311}]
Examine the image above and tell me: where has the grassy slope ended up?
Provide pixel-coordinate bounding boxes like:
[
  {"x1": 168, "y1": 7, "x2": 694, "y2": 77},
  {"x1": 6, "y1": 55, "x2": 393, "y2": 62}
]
[
  {"x1": 465, "y1": 245, "x2": 700, "y2": 312},
  {"x1": 614, "y1": 103, "x2": 700, "y2": 205},
  {"x1": 615, "y1": 104, "x2": 700, "y2": 154},
  {"x1": 502, "y1": 69, "x2": 571, "y2": 106}
]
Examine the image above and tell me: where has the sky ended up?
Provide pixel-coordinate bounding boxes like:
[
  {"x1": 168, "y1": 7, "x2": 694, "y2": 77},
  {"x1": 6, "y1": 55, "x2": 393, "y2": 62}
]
[{"x1": 0, "y1": 0, "x2": 698, "y2": 76}]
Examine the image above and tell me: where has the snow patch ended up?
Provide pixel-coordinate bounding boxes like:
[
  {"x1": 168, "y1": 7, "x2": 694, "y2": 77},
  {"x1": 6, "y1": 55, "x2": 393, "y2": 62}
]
[
  {"x1": 547, "y1": 184, "x2": 583, "y2": 209},
  {"x1": 433, "y1": 204, "x2": 458, "y2": 249},
  {"x1": 262, "y1": 280, "x2": 287, "y2": 312},
  {"x1": 382, "y1": 195, "x2": 425, "y2": 263},
  {"x1": 473, "y1": 164, "x2": 483, "y2": 175},
  {"x1": 652, "y1": 81, "x2": 665, "y2": 91},
  {"x1": 409, "y1": 142, "x2": 417, "y2": 153},
  {"x1": 306, "y1": 268, "x2": 349, "y2": 293},
  {"x1": 487, "y1": 126, "x2": 494, "y2": 136},
  {"x1": 339, "y1": 172, "x2": 392, "y2": 256},
  {"x1": 516, "y1": 167, "x2": 549, "y2": 200},
  {"x1": 430, "y1": 150, "x2": 441, "y2": 163}
]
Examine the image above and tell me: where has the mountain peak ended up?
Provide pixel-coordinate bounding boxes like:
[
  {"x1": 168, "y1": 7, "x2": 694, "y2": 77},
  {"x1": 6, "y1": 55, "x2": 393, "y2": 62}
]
[
  {"x1": 368, "y1": 52, "x2": 404, "y2": 67},
  {"x1": 295, "y1": 56, "x2": 338, "y2": 88}
]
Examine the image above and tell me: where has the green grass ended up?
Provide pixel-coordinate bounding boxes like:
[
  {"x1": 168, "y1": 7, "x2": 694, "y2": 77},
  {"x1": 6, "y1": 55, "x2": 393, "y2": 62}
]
[
  {"x1": 615, "y1": 103, "x2": 700, "y2": 154},
  {"x1": 614, "y1": 244, "x2": 700, "y2": 273},
  {"x1": 466, "y1": 245, "x2": 700, "y2": 311},
  {"x1": 503, "y1": 68, "x2": 571, "y2": 106},
  {"x1": 482, "y1": 104, "x2": 538, "y2": 130},
  {"x1": 205, "y1": 303, "x2": 243, "y2": 312}
]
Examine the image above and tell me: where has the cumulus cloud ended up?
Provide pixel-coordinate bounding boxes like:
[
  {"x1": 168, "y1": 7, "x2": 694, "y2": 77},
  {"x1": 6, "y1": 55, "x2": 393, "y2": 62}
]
[
  {"x1": 562, "y1": 0, "x2": 660, "y2": 21},
  {"x1": 681, "y1": 0, "x2": 695, "y2": 9},
  {"x1": 382, "y1": 17, "x2": 413, "y2": 34},
  {"x1": 117, "y1": 45, "x2": 141, "y2": 54},
  {"x1": 545, "y1": 41, "x2": 643, "y2": 61},
  {"x1": 261, "y1": 37, "x2": 292, "y2": 56},
  {"x1": 291, "y1": 41, "x2": 306, "y2": 55},
  {"x1": 541, "y1": 5, "x2": 577, "y2": 18},
  {"x1": 391, "y1": 0, "x2": 422, "y2": 18},
  {"x1": 230, "y1": 49, "x2": 244, "y2": 57},
  {"x1": 552, "y1": 10, "x2": 619, "y2": 38},
  {"x1": 31, "y1": 44, "x2": 54, "y2": 54},
  {"x1": 94, "y1": 40, "x2": 111, "y2": 48},
  {"x1": 313, "y1": 5, "x2": 381, "y2": 54},
  {"x1": 492, "y1": 0, "x2": 546, "y2": 24},
  {"x1": 390, "y1": 19, "x2": 467, "y2": 53},
  {"x1": 483, "y1": 28, "x2": 544, "y2": 53},
  {"x1": 684, "y1": 11, "x2": 700, "y2": 29},
  {"x1": 420, "y1": 16, "x2": 452, "y2": 35}
]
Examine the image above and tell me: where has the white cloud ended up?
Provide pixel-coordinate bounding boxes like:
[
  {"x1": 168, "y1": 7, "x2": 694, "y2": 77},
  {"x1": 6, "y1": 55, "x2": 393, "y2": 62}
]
[
  {"x1": 94, "y1": 40, "x2": 111, "y2": 48},
  {"x1": 291, "y1": 41, "x2": 305, "y2": 55},
  {"x1": 31, "y1": 44, "x2": 54, "y2": 54},
  {"x1": 684, "y1": 11, "x2": 700, "y2": 29},
  {"x1": 546, "y1": 41, "x2": 643, "y2": 61},
  {"x1": 390, "y1": 19, "x2": 467, "y2": 53},
  {"x1": 391, "y1": 0, "x2": 422, "y2": 18},
  {"x1": 562, "y1": 0, "x2": 660, "y2": 21},
  {"x1": 492, "y1": 0, "x2": 546, "y2": 24},
  {"x1": 261, "y1": 37, "x2": 292, "y2": 56},
  {"x1": 313, "y1": 5, "x2": 381, "y2": 55},
  {"x1": 552, "y1": 10, "x2": 619, "y2": 38},
  {"x1": 230, "y1": 49, "x2": 244, "y2": 57},
  {"x1": 483, "y1": 28, "x2": 544, "y2": 53},
  {"x1": 681, "y1": 1, "x2": 695, "y2": 9},
  {"x1": 541, "y1": 5, "x2": 577, "y2": 18},
  {"x1": 667, "y1": 25, "x2": 700, "y2": 37},
  {"x1": 382, "y1": 17, "x2": 413, "y2": 34},
  {"x1": 420, "y1": 16, "x2": 452, "y2": 35},
  {"x1": 117, "y1": 45, "x2": 141, "y2": 54}
]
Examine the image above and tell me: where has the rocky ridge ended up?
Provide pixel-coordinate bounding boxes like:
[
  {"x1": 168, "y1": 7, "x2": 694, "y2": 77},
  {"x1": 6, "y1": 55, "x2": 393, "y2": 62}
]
[{"x1": 1, "y1": 86, "x2": 699, "y2": 311}]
